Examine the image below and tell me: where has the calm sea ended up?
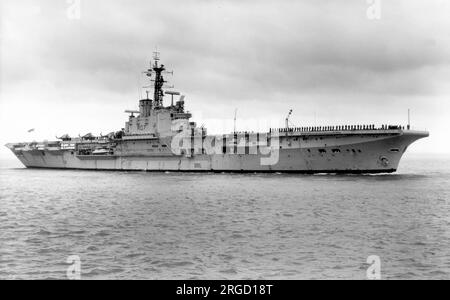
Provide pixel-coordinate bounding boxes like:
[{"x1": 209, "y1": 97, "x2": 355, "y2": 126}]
[{"x1": 0, "y1": 154, "x2": 449, "y2": 280}]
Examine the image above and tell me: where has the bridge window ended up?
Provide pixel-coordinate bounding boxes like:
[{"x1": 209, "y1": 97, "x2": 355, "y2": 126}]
[
  {"x1": 390, "y1": 148, "x2": 400, "y2": 152},
  {"x1": 332, "y1": 149, "x2": 340, "y2": 153},
  {"x1": 318, "y1": 149, "x2": 326, "y2": 154}
]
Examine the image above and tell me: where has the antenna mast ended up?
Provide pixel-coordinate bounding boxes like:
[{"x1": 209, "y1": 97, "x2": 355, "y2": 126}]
[
  {"x1": 143, "y1": 51, "x2": 174, "y2": 108},
  {"x1": 152, "y1": 51, "x2": 165, "y2": 107},
  {"x1": 234, "y1": 109, "x2": 238, "y2": 134},
  {"x1": 407, "y1": 109, "x2": 411, "y2": 130}
]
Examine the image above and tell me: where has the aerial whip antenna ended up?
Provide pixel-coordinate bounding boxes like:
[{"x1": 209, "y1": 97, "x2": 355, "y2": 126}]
[
  {"x1": 286, "y1": 109, "x2": 293, "y2": 130},
  {"x1": 407, "y1": 109, "x2": 411, "y2": 130},
  {"x1": 234, "y1": 109, "x2": 238, "y2": 134}
]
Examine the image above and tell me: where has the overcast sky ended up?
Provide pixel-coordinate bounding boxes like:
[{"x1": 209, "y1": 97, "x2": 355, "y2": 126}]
[{"x1": 1, "y1": 0, "x2": 449, "y2": 158}]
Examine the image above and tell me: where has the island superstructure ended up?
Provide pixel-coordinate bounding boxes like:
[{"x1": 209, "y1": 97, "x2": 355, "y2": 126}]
[{"x1": 6, "y1": 53, "x2": 429, "y2": 173}]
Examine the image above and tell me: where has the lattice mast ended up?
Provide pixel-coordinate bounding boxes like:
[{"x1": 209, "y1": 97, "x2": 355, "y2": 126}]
[{"x1": 144, "y1": 51, "x2": 173, "y2": 108}]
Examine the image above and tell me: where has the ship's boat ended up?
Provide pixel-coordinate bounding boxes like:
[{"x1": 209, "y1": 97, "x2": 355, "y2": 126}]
[
  {"x1": 92, "y1": 148, "x2": 111, "y2": 155},
  {"x1": 5, "y1": 52, "x2": 429, "y2": 173}
]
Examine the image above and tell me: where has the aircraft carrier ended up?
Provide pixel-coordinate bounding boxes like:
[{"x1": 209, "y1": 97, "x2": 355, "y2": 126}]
[{"x1": 6, "y1": 53, "x2": 429, "y2": 173}]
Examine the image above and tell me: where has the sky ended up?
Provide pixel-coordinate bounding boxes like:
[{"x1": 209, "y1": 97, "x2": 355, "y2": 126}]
[{"x1": 1, "y1": 0, "x2": 449, "y2": 159}]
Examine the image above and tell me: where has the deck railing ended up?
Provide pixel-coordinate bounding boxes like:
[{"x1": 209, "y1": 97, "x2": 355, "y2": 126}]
[{"x1": 270, "y1": 125, "x2": 405, "y2": 133}]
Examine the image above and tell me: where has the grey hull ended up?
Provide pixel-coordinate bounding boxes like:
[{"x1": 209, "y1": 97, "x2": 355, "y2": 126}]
[{"x1": 8, "y1": 130, "x2": 428, "y2": 174}]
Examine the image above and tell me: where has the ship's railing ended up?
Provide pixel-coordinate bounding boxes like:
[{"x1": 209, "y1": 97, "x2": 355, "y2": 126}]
[
  {"x1": 270, "y1": 124, "x2": 406, "y2": 133},
  {"x1": 11, "y1": 141, "x2": 63, "y2": 151},
  {"x1": 10, "y1": 134, "x2": 120, "y2": 152}
]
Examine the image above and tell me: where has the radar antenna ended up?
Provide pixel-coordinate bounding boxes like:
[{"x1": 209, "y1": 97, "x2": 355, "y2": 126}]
[{"x1": 165, "y1": 90, "x2": 180, "y2": 107}]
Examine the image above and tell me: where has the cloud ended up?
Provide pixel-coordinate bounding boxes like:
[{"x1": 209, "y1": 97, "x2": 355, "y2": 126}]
[{"x1": 1, "y1": 0, "x2": 449, "y2": 155}]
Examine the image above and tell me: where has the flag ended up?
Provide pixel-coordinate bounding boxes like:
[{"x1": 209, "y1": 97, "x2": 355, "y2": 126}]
[{"x1": 28, "y1": 128, "x2": 35, "y2": 133}]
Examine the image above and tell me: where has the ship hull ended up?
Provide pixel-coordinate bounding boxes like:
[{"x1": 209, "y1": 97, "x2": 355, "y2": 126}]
[{"x1": 7, "y1": 130, "x2": 428, "y2": 174}]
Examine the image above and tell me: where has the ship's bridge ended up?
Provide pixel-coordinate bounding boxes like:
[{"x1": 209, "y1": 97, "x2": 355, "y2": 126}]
[
  {"x1": 124, "y1": 95, "x2": 198, "y2": 138},
  {"x1": 124, "y1": 53, "x2": 202, "y2": 138}
]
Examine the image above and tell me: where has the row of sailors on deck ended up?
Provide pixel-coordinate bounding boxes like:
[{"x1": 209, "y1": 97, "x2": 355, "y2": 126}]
[{"x1": 270, "y1": 124, "x2": 405, "y2": 133}]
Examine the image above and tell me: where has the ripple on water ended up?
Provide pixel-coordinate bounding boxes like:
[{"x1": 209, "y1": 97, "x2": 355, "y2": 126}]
[{"x1": 0, "y1": 156, "x2": 449, "y2": 279}]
